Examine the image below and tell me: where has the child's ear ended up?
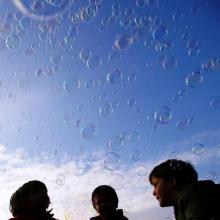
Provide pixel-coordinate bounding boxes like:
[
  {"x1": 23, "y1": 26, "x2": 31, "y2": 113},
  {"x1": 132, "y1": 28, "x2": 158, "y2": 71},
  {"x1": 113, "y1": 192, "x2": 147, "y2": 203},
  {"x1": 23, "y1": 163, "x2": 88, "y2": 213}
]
[{"x1": 168, "y1": 176, "x2": 176, "y2": 188}]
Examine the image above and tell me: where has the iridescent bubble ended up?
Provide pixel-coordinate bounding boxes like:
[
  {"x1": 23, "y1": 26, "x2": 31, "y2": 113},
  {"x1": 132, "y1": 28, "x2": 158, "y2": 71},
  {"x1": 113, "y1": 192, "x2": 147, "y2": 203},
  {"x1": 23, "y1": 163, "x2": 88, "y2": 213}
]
[
  {"x1": 104, "y1": 152, "x2": 120, "y2": 170},
  {"x1": 136, "y1": 165, "x2": 148, "y2": 176},
  {"x1": 209, "y1": 96, "x2": 220, "y2": 109},
  {"x1": 6, "y1": 34, "x2": 20, "y2": 49},
  {"x1": 79, "y1": 48, "x2": 92, "y2": 63},
  {"x1": 185, "y1": 71, "x2": 203, "y2": 88},
  {"x1": 114, "y1": 34, "x2": 132, "y2": 50},
  {"x1": 192, "y1": 143, "x2": 206, "y2": 155},
  {"x1": 162, "y1": 56, "x2": 178, "y2": 71},
  {"x1": 63, "y1": 77, "x2": 80, "y2": 93},
  {"x1": 81, "y1": 123, "x2": 96, "y2": 139},
  {"x1": 136, "y1": 0, "x2": 145, "y2": 8},
  {"x1": 108, "y1": 173, "x2": 125, "y2": 190},
  {"x1": 206, "y1": 171, "x2": 217, "y2": 181},
  {"x1": 154, "y1": 106, "x2": 172, "y2": 124},
  {"x1": 153, "y1": 25, "x2": 168, "y2": 41},
  {"x1": 107, "y1": 68, "x2": 123, "y2": 84},
  {"x1": 86, "y1": 54, "x2": 102, "y2": 71},
  {"x1": 20, "y1": 16, "x2": 31, "y2": 29},
  {"x1": 130, "y1": 149, "x2": 142, "y2": 161},
  {"x1": 127, "y1": 99, "x2": 136, "y2": 107},
  {"x1": 172, "y1": 11, "x2": 183, "y2": 21},
  {"x1": 108, "y1": 136, "x2": 123, "y2": 151},
  {"x1": 155, "y1": 40, "x2": 173, "y2": 53},
  {"x1": 177, "y1": 118, "x2": 188, "y2": 130},
  {"x1": 100, "y1": 103, "x2": 113, "y2": 117},
  {"x1": 128, "y1": 131, "x2": 140, "y2": 142}
]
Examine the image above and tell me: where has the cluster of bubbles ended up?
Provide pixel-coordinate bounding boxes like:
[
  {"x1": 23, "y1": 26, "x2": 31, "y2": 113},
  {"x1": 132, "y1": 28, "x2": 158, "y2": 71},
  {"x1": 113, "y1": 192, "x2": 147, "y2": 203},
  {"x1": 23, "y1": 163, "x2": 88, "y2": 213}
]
[{"x1": 201, "y1": 56, "x2": 220, "y2": 72}]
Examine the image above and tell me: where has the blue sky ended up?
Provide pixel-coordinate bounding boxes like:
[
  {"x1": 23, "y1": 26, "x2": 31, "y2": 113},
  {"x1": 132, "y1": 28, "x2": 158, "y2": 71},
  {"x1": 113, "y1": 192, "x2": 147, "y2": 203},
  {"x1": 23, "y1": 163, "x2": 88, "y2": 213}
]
[{"x1": 0, "y1": 0, "x2": 220, "y2": 219}]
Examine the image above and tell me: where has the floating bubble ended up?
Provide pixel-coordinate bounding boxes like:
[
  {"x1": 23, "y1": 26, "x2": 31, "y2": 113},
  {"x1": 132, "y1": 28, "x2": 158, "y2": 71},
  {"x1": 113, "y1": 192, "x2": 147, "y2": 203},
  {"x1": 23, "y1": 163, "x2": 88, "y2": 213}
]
[
  {"x1": 79, "y1": 48, "x2": 92, "y2": 63},
  {"x1": 188, "y1": 46, "x2": 200, "y2": 57},
  {"x1": 206, "y1": 171, "x2": 217, "y2": 181},
  {"x1": 153, "y1": 25, "x2": 168, "y2": 41},
  {"x1": 68, "y1": 24, "x2": 78, "y2": 38},
  {"x1": 110, "y1": 100, "x2": 119, "y2": 109},
  {"x1": 136, "y1": 165, "x2": 148, "y2": 176},
  {"x1": 186, "y1": 38, "x2": 199, "y2": 49},
  {"x1": 130, "y1": 149, "x2": 142, "y2": 162},
  {"x1": 108, "y1": 51, "x2": 121, "y2": 61},
  {"x1": 202, "y1": 57, "x2": 220, "y2": 72},
  {"x1": 136, "y1": 0, "x2": 145, "y2": 8},
  {"x1": 80, "y1": 7, "x2": 96, "y2": 23},
  {"x1": 20, "y1": 16, "x2": 31, "y2": 29},
  {"x1": 81, "y1": 123, "x2": 96, "y2": 139},
  {"x1": 50, "y1": 54, "x2": 62, "y2": 65},
  {"x1": 109, "y1": 173, "x2": 125, "y2": 190},
  {"x1": 209, "y1": 96, "x2": 220, "y2": 109},
  {"x1": 192, "y1": 143, "x2": 206, "y2": 155},
  {"x1": 112, "y1": 3, "x2": 120, "y2": 11},
  {"x1": 104, "y1": 152, "x2": 120, "y2": 170},
  {"x1": 100, "y1": 103, "x2": 113, "y2": 117},
  {"x1": 125, "y1": 8, "x2": 134, "y2": 17},
  {"x1": 185, "y1": 71, "x2": 203, "y2": 88},
  {"x1": 154, "y1": 106, "x2": 172, "y2": 124},
  {"x1": 127, "y1": 98, "x2": 136, "y2": 107},
  {"x1": 86, "y1": 54, "x2": 102, "y2": 71},
  {"x1": 177, "y1": 118, "x2": 188, "y2": 130},
  {"x1": 109, "y1": 136, "x2": 123, "y2": 151},
  {"x1": 144, "y1": 38, "x2": 153, "y2": 48},
  {"x1": 12, "y1": 0, "x2": 71, "y2": 20},
  {"x1": 155, "y1": 40, "x2": 173, "y2": 53},
  {"x1": 6, "y1": 34, "x2": 20, "y2": 49},
  {"x1": 84, "y1": 80, "x2": 94, "y2": 88},
  {"x1": 146, "y1": 0, "x2": 158, "y2": 6},
  {"x1": 55, "y1": 173, "x2": 65, "y2": 187},
  {"x1": 0, "y1": 22, "x2": 11, "y2": 37},
  {"x1": 162, "y1": 55, "x2": 178, "y2": 71},
  {"x1": 63, "y1": 77, "x2": 80, "y2": 93},
  {"x1": 0, "y1": 36, "x2": 6, "y2": 51},
  {"x1": 129, "y1": 131, "x2": 140, "y2": 142},
  {"x1": 114, "y1": 34, "x2": 132, "y2": 50},
  {"x1": 172, "y1": 11, "x2": 183, "y2": 21},
  {"x1": 147, "y1": 113, "x2": 154, "y2": 122},
  {"x1": 187, "y1": 116, "x2": 196, "y2": 125},
  {"x1": 107, "y1": 68, "x2": 123, "y2": 84},
  {"x1": 127, "y1": 73, "x2": 136, "y2": 82}
]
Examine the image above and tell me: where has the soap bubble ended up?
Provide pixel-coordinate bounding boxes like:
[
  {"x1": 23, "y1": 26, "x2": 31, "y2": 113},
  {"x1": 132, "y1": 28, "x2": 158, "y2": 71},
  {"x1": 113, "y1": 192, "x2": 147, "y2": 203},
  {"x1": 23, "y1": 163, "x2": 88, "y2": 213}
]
[
  {"x1": 146, "y1": 0, "x2": 158, "y2": 7},
  {"x1": 162, "y1": 55, "x2": 178, "y2": 71},
  {"x1": 130, "y1": 149, "x2": 142, "y2": 162},
  {"x1": 50, "y1": 54, "x2": 62, "y2": 65},
  {"x1": 177, "y1": 118, "x2": 188, "y2": 130},
  {"x1": 206, "y1": 171, "x2": 217, "y2": 181},
  {"x1": 104, "y1": 152, "x2": 120, "y2": 170},
  {"x1": 107, "y1": 68, "x2": 123, "y2": 84},
  {"x1": 55, "y1": 173, "x2": 65, "y2": 187},
  {"x1": 192, "y1": 143, "x2": 206, "y2": 155},
  {"x1": 63, "y1": 77, "x2": 80, "y2": 93},
  {"x1": 136, "y1": 0, "x2": 145, "y2": 8},
  {"x1": 128, "y1": 131, "x2": 140, "y2": 142},
  {"x1": 0, "y1": 36, "x2": 6, "y2": 51},
  {"x1": 109, "y1": 173, "x2": 125, "y2": 190},
  {"x1": 172, "y1": 11, "x2": 183, "y2": 21},
  {"x1": 185, "y1": 71, "x2": 203, "y2": 88},
  {"x1": 155, "y1": 40, "x2": 173, "y2": 53},
  {"x1": 81, "y1": 123, "x2": 96, "y2": 139},
  {"x1": 153, "y1": 25, "x2": 168, "y2": 41},
  {"x1": 136, "y1": 165, "x2": 148, "y2": 176},
  {"x1": 109, "y1": 136, "x2": 124, "y2": 151},
  {"x1": 6, "y1": 34, "x2": 20, "y2": 49},
  {"x1": 154, "y1": 106, "x2": 172, "y2": 124},
  {"x1": 79, "y1": 48, "x2": 92, "y2": 63},
  {"x1": 188, "y1": 46, "x2": 200, "y2": 57},
  {"x1": 87, "y1": 54, "x2": 102, "y2": 71},
  {"x1": 201, "y1": 57, "x2": 220, "y2": 72},
  {"x1": 114, "y1": 34, "x2": 133, "y2": 50},
  {"x1": 20, "y1": 16, "x2": 31, "y2": 29},
  {"x1": 209, "y1": 96, "x2": 220, "y2": 109},
  {"x1": 127, "y1": 99, "x2": 136, "y2": 107},
  {"x1": 100, "y1": 103, "x2": 113, "y2": 117},
  {"x1": 108, "y1": 51, "x2": 121, "y2": 61}
]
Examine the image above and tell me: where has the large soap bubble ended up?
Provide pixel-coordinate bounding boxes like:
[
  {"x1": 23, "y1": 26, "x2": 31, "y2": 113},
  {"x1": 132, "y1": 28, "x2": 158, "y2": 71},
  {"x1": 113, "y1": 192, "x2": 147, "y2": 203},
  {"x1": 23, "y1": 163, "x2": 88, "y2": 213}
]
[{"x1": 12, "y1": 0, "x2": 71, "y2": 21}]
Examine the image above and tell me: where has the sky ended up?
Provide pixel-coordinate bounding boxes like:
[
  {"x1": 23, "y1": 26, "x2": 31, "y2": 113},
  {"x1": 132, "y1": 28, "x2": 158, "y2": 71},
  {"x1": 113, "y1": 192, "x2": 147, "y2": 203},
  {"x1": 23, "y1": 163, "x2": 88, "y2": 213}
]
[{"x1": 0, "y1": 0, "x2": 220, "y2": 219}]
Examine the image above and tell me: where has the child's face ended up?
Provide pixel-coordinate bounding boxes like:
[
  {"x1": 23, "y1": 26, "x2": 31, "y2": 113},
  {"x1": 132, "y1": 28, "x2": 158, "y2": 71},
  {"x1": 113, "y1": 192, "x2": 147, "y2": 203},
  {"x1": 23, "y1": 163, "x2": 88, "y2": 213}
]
[
  {"x1": 151, "y1": 176, "x2": 176, "y2": 207},
  {"x1": 93, "y1": 192, "x2": 116, "y2": 218}
]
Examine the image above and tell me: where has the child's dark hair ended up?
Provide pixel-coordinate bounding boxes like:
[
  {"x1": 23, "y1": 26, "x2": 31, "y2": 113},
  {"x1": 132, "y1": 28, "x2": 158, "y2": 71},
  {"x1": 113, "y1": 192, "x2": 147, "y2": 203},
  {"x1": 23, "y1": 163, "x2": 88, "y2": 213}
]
[
  {"x1": 149, "y1": 159, "x2": 198, "y2": 187},
  {"x1": 9, "y1": 180, "x2": 53, "y2": 219},
  {"x1": 91, "y1": 185, "x2": 118, "y2": 209}
]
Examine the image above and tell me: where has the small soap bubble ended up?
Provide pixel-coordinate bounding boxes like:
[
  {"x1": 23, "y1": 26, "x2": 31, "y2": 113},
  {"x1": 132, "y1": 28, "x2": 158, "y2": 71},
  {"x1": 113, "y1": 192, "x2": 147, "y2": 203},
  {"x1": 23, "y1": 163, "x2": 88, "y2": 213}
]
[
  {"x1": 112, "y1": 3, "x2": 120, "y2": 11},
  {"x1": 63, "y1": 77, "x2": 80, "y2": 93},
  {"x1": 136, "y1": 165, "x2": 148, "y2": 176},
  {"x1": 84, "y1": 80, "x2": 94, "y2": 88},
  {"x1": 188, "y1": 46, "x2": 200, "y2": 57},
  {"x1": 147, "y1": 113, "x2": 154, "y2": 122},
  {"x1": 108, "y1": 51, "x2": 121, "y2": 61},
  {"x1": 20, "y1": 16, "x2": 31, "y2": 29},
  {"x1": 153, "y1": 25, "x2": 168, "y2": 41},
  {"x1": 81, "y1": 123, "x2": 96, "y2": 139},
  {"x1": 109, "y1": 173, "x2": 125, "y2": 190},
  {"x1": 125, "y1": 8, "x2": 134, "y2": 17},
  {"x1": 127, "y1": 99, "x2": 136, "y2": 107},
  {"x1": 177, "y1": 118, "x2": 188, "y2": 130},
  {"x1": 6, "y1": 34, "x2": 20, "y2": 49},
  {"x1": 0, "y1": 37, "x2": 6, "y2": 51},
  {"x1": 114, "y1": 34, "x2": 133, "y2": 50},
  {"x1": 109, "y1": 136, "x2": 123, "y2": 151},
  {"x1": 155, "y1": 40, "x2": 173, "y2": 53},
  {"x1": 172, "y1": 11, "x2": 183, "y2": 21},
  {"x1": 209, "y1": 96, "x2": 220, "y2": 109},
  {"x1": 55, "y1": 173, "x2": 65, "y2": 187},
  {"x1": 206, "y1": 171, "x2": 217, "y2": 181},
  {"x1": 50, "y1": 54, "x2": 62, "y2": 65},
  {"x1": 162, "y1": 55, "x2": 178, "y2": 71},
  {"x1": 86, "y1": 54, "x2": 102, "y2": 71},
  {"x1": 192, "y1": 143, "x2": 206, "y2": 155},
  {"x1": 154, "y1": 106, "x2": 172, "y2": 124},
  {"x1": 185, "y1": 71, "x2": 203, "y2": 88},
  {"x1": 144, "y1": 38, "x2": 153, "y2": 48},
  {"x1": 130, "y1": 149, "x2": 142, "y2": 162},
  {"x1": 129, "y1": 131, "x2": 140, "y2": 142},
  {"x1": 136, "y1": 0, "x2": 146, "y2": 8},
  {"x1": 79, "y1": 48, "x2": 92, "y2": 63},
  {"x1": 146, "y1": 0, "x2": 158, "y2": 7},
  {"x1": 107, "y1": 68, "x2": 123, "y2": 84},
  {"x1": 100, "y1": 103, "x2": 113, "y2": 117},
  {"x1": 104, "y1": 152, "x2": 120, "y2": 171}
]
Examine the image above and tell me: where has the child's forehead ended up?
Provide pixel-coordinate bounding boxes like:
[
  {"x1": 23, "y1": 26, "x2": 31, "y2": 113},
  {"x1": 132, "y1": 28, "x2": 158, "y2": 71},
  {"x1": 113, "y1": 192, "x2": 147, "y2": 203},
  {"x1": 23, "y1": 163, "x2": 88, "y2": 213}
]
[{"x1": 94, "y1": 192, "x2": 115, "y2": 200}]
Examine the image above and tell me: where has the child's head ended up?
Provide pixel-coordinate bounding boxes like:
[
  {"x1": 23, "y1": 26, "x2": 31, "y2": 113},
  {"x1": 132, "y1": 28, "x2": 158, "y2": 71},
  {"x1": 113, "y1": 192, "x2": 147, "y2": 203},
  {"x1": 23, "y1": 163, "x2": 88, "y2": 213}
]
[
  {"x1": 10, "y1": 180, "x2": 50, "y2": 217},
  {"x1": 149, "y1": 159, "x2": 198, "y2": 207},
  {"x1": 91, "y1": 185, "x2": 118, "y2": 218}
]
